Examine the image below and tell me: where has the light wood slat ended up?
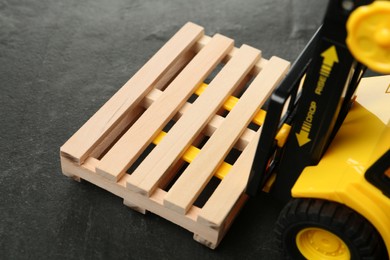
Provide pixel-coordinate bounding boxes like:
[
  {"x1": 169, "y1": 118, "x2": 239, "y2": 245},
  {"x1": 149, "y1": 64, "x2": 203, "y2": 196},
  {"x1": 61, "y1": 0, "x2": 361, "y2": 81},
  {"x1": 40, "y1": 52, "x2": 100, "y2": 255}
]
[
  {"x1": 60, "y1": 156, "x2": 219, "y2": 245},
  {"x1": 126, "y1": 45, "x2": 261, "y2": 196},
  {"x1": 60, "y1": 22, "x2": 204, "y2": 164},
  {"x1": 163, "y1": 57, "x2": 290, "y2": 214},
  {"x1": 151, "y1": 131, "x2": 233, "y2": 180},
  {"x1": 95, "y1": 34, "x2": 234, "y2": 181},
  {"x1": 197, "y1": 129, "x2": 262, "y2": 228},
  {"x1": 143, "y1": 88, "x2": 258, "y2": 151},
  {"x1": 196, "y1": 35, "x2": 269, "y2": 75}
]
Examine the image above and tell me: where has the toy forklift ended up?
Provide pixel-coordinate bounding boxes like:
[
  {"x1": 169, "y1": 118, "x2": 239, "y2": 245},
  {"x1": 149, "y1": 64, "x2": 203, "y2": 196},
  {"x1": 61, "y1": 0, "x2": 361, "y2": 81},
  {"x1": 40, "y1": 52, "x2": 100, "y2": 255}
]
[
  {"x1": 60, "y1": 0, "x2": 389, "y2": 259},
  {"x1": 246, "y1": 0, "x2": 390, "y2": 258}
]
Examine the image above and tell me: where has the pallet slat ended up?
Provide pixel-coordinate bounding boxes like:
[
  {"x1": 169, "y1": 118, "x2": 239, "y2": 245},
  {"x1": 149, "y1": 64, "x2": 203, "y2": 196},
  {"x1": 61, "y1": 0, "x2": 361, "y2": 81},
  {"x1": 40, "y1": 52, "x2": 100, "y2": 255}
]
[
  {"x1": 95, "y1": 34, "x2": 234, "y2": 181},
  {"x1": 144, "y1": 87, "x2": 259, "y2": 151},
  {"x1": 126, "y1": 45, "x2": 261, "y2": 196},
  {"x1": 197, "y1": 129, "x2": 261, "y2": 228},
  {"x1": 164, "y1": 57, "x2": 290, "y2": 214},
  {"x1": 60, "y1": 156, "x2": 219, "y2": 244},
  {"x1": 60, "y1": 22, "x2": 204, "y2": 164}
]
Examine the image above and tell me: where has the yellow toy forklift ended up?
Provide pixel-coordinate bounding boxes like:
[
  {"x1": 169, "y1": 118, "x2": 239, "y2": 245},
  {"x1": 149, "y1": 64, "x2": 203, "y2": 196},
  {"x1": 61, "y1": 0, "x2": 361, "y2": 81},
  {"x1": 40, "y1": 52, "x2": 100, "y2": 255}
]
[{"x1": 246, "y1": 0, "x2": 390, "y2": 259}]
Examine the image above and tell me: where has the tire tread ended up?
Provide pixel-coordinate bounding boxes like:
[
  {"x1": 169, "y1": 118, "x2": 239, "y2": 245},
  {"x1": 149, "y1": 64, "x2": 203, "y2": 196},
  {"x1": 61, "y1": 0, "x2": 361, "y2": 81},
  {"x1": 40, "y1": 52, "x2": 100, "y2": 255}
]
[{"x1": 275, "y1": 198, "x2": 386, "y2": 259}]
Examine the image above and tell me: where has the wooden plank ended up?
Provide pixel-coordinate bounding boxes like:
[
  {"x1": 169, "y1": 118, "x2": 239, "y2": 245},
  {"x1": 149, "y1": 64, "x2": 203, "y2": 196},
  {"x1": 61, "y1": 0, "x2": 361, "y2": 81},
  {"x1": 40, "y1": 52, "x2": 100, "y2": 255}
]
[
  {"x1": 95, "y1": 34, "x2": 234, "y2": 181},
  {"x1": 60, "y1": 22, "x2": 204, "y2": 164},
  {"x1": 194, "y1": 191, "x2": 249, "y2": 248},
  {"x1": 89, "y1": 106, "x2": 145, "y2": 160},
  {"x1": 197, "y1": 129, "x2": 262, "y2": 228},
  {"x1": 195, "y1": 35, "x2": 269, "y2": 75},
  {"x1": 164, "y1": 57, "x2": 290, "y2": 214},
  {"x1": 60, "y1": 156, "x2": 219, "y2": 245},
  {"x1": 89, "y1": 52, "x2": 199, "y2": 159},
  {"x1": 143, "y1": 88, "x2": 258, "y2": 151},
  {"x1": 126, "y1": 45, "x2": 261, "y2": 196}
]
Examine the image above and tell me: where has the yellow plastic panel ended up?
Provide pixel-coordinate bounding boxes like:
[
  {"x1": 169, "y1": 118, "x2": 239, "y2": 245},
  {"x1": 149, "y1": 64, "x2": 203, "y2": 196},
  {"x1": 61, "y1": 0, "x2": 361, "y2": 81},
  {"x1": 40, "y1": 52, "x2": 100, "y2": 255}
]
[{"x1": 292, "y1": 101, "x2": 390, "y2": 256}]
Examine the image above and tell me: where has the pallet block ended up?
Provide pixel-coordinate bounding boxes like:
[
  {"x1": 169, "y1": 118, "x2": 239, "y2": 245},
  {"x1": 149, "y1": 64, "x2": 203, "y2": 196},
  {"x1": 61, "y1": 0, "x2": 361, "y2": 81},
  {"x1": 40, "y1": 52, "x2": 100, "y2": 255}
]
[{"x1": 60, "y1": 22, "x2": 290, "y2": 248}]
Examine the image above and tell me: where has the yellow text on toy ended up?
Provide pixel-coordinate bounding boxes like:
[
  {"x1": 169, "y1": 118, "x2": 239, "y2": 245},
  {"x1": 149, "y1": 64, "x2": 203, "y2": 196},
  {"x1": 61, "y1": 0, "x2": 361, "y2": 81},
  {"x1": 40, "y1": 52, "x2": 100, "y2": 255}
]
[
  {"x1": 315, "y1": 45, "x2": 339, "y2": 96},
  {"x1": 296, "y1": 101, "x2": 317, "y2": 147}
]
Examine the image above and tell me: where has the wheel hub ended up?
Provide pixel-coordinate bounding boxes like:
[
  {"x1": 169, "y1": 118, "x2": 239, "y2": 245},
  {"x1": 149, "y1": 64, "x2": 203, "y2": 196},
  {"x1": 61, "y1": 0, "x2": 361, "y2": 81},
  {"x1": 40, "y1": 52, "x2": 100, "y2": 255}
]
[{"x1": 296, "y1": 227, "x2": 350, "y2": 259}]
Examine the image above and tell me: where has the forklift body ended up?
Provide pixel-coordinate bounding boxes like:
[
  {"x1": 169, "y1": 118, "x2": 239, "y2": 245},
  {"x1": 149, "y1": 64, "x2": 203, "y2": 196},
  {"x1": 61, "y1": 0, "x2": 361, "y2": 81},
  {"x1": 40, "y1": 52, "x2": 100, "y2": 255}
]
[{"x1": 247, "y1": 0, "x2": 390, "y2": 258}]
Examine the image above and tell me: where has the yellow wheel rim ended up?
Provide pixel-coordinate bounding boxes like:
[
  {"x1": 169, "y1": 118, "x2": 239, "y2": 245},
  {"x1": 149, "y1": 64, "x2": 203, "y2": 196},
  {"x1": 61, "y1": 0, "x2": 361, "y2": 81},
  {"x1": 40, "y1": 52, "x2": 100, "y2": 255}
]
[
  {"x1": 346, "y1": 1, "x2": 390, "y2": 73},
  {"x1": 296, "y1": 227, "x2": 350, "y2": 260}
]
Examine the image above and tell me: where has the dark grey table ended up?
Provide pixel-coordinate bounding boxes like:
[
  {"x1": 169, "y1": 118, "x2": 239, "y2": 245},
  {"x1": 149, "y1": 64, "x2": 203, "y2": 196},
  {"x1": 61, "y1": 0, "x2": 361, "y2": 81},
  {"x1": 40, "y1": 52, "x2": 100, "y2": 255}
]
[{"x1": 1, "y1": 1, "x2": 327, "y2": 259}]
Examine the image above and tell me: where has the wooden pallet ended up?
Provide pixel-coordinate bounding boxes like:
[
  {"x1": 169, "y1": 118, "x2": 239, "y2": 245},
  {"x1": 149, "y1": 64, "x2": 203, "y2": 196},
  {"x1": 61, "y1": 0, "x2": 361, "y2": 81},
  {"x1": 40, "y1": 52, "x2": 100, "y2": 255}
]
[{"x1": 60, "y1": 22, "x2": 290, "y2": 248}]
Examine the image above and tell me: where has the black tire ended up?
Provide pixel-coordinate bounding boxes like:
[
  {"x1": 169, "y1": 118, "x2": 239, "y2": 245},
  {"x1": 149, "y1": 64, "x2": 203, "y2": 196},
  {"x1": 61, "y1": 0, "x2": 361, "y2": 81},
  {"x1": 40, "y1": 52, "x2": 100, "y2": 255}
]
[{"x1": 275, "y1": 198, "x2": 386, "y2": 260}]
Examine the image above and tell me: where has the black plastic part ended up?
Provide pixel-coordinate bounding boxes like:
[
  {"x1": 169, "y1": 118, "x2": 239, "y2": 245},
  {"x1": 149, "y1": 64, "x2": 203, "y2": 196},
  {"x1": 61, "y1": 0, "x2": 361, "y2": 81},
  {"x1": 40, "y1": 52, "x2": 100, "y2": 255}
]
[
  {"x1": 245, "y1": 26, "x2": 320, "y2": 197},
  {"x1": 246, "y1": 0, "x2": 373, "y2": 201},
  {"x1": 365, "y1": 149, "x2": 390, "y2": 198},
  {"x1": 330, "y1": 62, "x2": 366, "y2": 143},
  {"x1": 275, "y1": 198, "x2": 387, "y2": 259}
]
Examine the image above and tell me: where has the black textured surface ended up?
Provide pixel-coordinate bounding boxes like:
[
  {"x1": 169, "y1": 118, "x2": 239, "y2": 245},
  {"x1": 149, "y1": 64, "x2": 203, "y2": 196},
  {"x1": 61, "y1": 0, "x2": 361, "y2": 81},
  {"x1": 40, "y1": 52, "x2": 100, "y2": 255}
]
[{"x1": 0, "y1": 1, "x2": 327, "y2": 259}]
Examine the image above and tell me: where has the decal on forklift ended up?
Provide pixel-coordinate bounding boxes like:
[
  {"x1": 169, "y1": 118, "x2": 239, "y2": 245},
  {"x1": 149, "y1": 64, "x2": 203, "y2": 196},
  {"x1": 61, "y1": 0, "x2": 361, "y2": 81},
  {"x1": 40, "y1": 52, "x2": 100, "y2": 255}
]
[
  {"x1": 315, "y1": 46, "x2": 339, "y2": 96},
  {"x1": 386, "y1": 84, "x2": 390, "y2": 93},
  {"x1": 296, "y1": 46, "x2": 338, "y2": 147},
  {"x1": 296, "y1": 101, "x2": 317, "y2": 147}
]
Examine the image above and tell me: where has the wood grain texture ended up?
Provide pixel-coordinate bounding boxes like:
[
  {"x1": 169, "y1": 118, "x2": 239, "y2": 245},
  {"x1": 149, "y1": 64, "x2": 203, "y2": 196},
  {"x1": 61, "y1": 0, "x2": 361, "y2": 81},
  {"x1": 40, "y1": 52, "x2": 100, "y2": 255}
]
[
  {"x1": 197, "y1": 129, "x2": 261, "y2": 228},
  {"x1": 143, "y1": 88, "x2": 258, "y2": 151},
  {"x1": 60, "y1": 156, "x2": 219, "y2": 246},
  {"x1": 95, "y1": 34, "x2": 234, "y2": 181},
  {"x1": 126, "y1": 45, "x2": 261, "y2": 196},
  {"x1": 164, "y1": 57, "x2": 290, "y2": 214},
  {"x1": 60, "y1": 22, "x2": 204, "y2": 164}
]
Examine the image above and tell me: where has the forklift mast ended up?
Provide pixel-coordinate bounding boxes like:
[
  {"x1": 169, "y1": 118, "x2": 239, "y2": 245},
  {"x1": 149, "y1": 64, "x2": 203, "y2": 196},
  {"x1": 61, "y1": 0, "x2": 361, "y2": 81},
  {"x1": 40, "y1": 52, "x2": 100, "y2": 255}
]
[{"x1": 246, "y1": 0, "x2": 374, "y2": 201}]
